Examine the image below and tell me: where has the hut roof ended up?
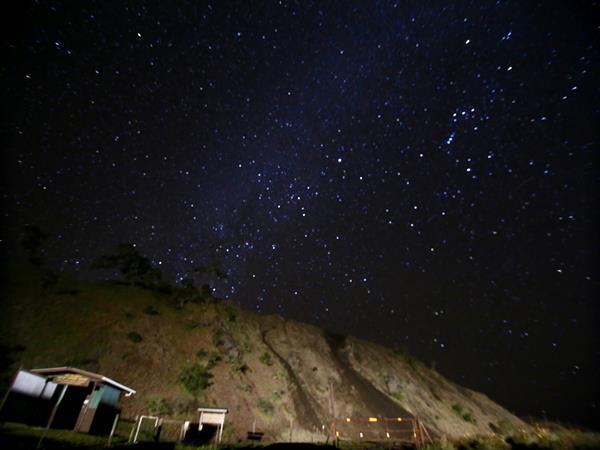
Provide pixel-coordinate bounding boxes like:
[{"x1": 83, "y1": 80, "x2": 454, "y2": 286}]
[{"x1": 31, "y1": 367, "x2": 136, "y2": 396}]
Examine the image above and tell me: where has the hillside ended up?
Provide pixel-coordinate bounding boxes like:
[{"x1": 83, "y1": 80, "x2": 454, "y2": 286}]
[{"x1": 0, "y1": 265, "x2": 528, "y2": 441}]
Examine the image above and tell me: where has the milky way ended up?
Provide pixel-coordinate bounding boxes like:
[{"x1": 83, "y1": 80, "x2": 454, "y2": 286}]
[{"x1": 1, "y1": 1, "x2": 598, "y2": 428}]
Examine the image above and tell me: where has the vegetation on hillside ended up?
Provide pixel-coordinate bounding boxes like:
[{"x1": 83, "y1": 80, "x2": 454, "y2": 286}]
[
  {"x1": 423, "y1": 426, "x2": 600, "y2": 450},
  {"x1": 1, "y1": 226, "x2": 598, "y2": 445},
  {"x1": 1, "y1": 422, "x2": 598, "y2": 450}
]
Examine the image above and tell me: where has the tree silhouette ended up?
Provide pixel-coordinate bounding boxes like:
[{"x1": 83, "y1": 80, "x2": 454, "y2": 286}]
[
  {"x1": 21, "y1": 225, "x2": 48, "y2": 266},
  {"x1": 194, "y1": 261, "x2": 228, "y2": 281},
  {"x1": 92, "y1": 243, "x2": 163, "y2": 289},
  {"x1": 172, "y1": 262, "x2": 227, "y2": 307},
  {"x1": 173, "y1": 278, "x2": 203, "y2": 307}
]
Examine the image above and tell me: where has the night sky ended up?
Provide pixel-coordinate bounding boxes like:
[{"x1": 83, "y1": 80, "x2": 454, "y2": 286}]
[{"x1": 1, "y1": 1, "x2": 598, "y2": 429}]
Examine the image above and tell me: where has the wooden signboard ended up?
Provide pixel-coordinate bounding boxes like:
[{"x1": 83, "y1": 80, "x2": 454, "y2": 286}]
[
  {"x1": 197, "y1": 407, "x2": 228, "y2": 443},
  {"x1": 54, "y1": 373, "x2": 90, "y2": 387},
  {"x1": 200, "y1": 412, "x2": 225, "y2": 425}
]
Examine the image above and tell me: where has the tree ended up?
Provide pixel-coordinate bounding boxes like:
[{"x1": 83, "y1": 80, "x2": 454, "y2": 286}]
[
  {"x1": 172, "y1": 261, "x2": 227, "y2": 307},
  {"x1": 173, "y1": 278, "x2": 204, "y2": 307},
  {"x1": 91, "y1": 243, "x2": 163, "y2": 289},
  {"x1": 21, "y1": 225, "x2": 48, "y2": 266},
  {"x1": 194, "y1": 261, "x2": 228, "y2": 281}
]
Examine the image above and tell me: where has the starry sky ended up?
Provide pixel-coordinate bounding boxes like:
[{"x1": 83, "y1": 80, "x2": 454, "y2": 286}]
[{"x1": 1, "y1": 0, "x2": 598, "y2": 429}]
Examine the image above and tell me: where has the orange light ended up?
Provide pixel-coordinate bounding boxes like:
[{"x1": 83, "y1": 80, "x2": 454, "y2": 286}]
[
  {"x1": 397, "y1": 417, "x2": 403, "y2": 422},
  {"x1": 368, "y1": 417, "x2": 378, "y2": 422}
]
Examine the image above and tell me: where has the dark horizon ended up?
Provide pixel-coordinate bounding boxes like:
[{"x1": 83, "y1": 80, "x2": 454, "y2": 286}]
[{"x1": 1, "y1": 1, "x2": 598, "y2": 430}]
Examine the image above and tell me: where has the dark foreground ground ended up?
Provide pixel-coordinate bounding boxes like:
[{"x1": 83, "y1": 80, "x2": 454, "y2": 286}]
[
  {"x1": 0, "y1": 424, "x2": 347, "y2": 450},
  {"x1": 1, "y1": 423, "x2": 600, "y2": 450}
]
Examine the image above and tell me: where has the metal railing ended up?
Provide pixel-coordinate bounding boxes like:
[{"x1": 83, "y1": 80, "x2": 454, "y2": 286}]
[{"x1": 330, "y1": 416, "x2": 432, "y2": 447}]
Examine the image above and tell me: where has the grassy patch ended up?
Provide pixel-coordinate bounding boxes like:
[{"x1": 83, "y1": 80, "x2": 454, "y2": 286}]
[
  {"x1": 425, "y1": 430, "x2": 600, "y2": 450},
  {"x1": 393, "y1": 345, "x2": 417, "y2": 369},
  {"x1": 228, "y1": 353, "x2": 250, "y2": 374},
  {"x1": 196, "y1": 349, "x2": 220, "y2": 370},
  {"x1": 462, "y1": 412, "x2": 476, "y2": 423},
  {"x1": 508, "y1": 426, "x2": 600, "y2": 450},
  {"x1": 212, "y1": 328, "x2": 225, "y2": 347},
  {"x1": 147, "y1": 395, "x2": 173, "y2": 415},
  {"x1": 451, "y1": 403, "x2": 463, "y2": 415},
  {"x1": 143, "y1": 304, "x2": 160, "y2": 315},
  {"x1": 257, "y1": 397, "x2": 274, "y2": 416},
  {"x1": 451, "y1": 403, "x2": 476, "y2": 423},
  {"x1": 490, "y1": 418, "x2": 513, "y2": 435},
  {"x1": 127, "y1": 331, "x2": 143, "y2": 343},
  {"x1": 207, "y1": 351, "x2": 221, "y2": 367},
  {"x1": 196, "y1": 348, "x2": 209, "y2": 359},
  {"x1": 390, "y1": 388, "x2": 404, "y2": 403},
  {"x1": 178, "y1": 361, "x2": 213, "y2": 398},
  {"x1": 237, "y1": 382, "x2": 253, "y2": 393},
  {"x1": 0, "y1": 422, "x2": 116, "y2": 448},
  {"x1": 259, "y1": 351, "x2": 273, "y2": 366},
  {"x1": 223, "y1": 304, "x2": 237, "y2": 322}
]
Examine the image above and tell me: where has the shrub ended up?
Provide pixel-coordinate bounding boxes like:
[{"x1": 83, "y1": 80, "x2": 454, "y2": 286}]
[
  {"x1": 195, "y1": 349, "x2": 220, "y2": 370},
  {"x1": 423, "y1": 436, "x2": 456, "y2": 450},
  {"x1": 451, "y1": 403, "x2": 464, "y2": 415},
  {"x1": 172, "y1": 278, "x2": 208, "y2": 307},
  {"x1": 127, "y1": 331, "x2": 143, "y2": 343},
  {"x1": 508, "y1": 427, "x2": 600, "y2": 450},
  {"x1": 393, "y1": 345, "x2": 417, "y2": 369},
  {"x1": 185, "y1": 320, "x2": 208, "y2": 331},
  {"x1": 257, "y1": 398, "x2": 274, "y2": 415},
  {"x1": 238, "y1": 382, "x2": 253, "y2": 393},
  {"x1": 259, "y1": 351, "x2": 273, "y2": 366},
  {"x1": 462, "y1": 412, "x2": 476, "y2": 423},
  {"x1": 147, "y1": 396, "x2": 173, "y2": 415},
  {"x1": 224, "y1": 304, "x2": 237, "y2": 322},
  {"x1": 178, "y1": 362, "x2": 213, "y2": 398},
  {"x1": 172, "y1": 397, "x2": 198, "y2": 414},
  {"x1": 493, "y1": 418, "x2": 512, "y2": 435},
  {"x1": 390, "y1": 389, "x2": 404, "y2": 403},
  {"x1": 229, "y1": 353, "x2": 250, "y2": 374},
  {"x1": 212, "y1": 328, "x2": 225, "y2": 347},
  {"x1": 207, "y1": 352, "x2": 221, "y2": 368},
  {"x1": 454, "y1": 436, "x2": 508, "y2": 450},
  {"x1": 143, "y1": 305, "x2": 159, "y2": 315},
  {"x1": 452, "y1": 403, "x2": 476, "y2": 423}
]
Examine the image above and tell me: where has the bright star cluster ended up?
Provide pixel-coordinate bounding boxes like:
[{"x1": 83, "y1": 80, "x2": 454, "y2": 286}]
[{"x1": 1, "y1": 1, "x2": 598, "y2": 429}]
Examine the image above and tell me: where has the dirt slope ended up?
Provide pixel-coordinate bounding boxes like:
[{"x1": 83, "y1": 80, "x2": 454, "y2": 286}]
[{"x1": 0, "y1": 267, "x2": 528, "y2": 441}]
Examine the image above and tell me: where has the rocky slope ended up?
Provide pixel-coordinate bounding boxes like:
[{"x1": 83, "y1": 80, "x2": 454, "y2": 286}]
[{"x1": 0, "y1": 267, "x2": 528, "y2": 441}]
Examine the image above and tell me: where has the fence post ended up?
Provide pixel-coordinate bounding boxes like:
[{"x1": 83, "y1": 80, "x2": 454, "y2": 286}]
[
  {"x1": 128, "y1": 415, "x2": 139, "y2": 443},
  {"x1": 107, "y1": 413, "x2": 120, "y2": 447},
  {"x1": 133, "y1": 415, "x2": 144, "y2": 443},
  {"x1": 37, "y1": 384, "x2": 68, "y2": 449}
]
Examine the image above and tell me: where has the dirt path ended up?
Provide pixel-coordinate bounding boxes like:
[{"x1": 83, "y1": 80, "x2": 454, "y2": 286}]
[
  {"x1": 325, "y1": 333, "x2": 412, "y2": 418},
  {"x1": 261, "y1": 328, "x2": 323, "y2": 430}
]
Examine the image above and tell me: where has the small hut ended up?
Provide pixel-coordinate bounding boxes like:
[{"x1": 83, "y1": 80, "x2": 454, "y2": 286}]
[
  {"x1": 0, "y1": 367, "x2": 135, "y2": 435},
  {"x1": 198, "y1": 407, "x2": 228, "y2": 443},
  {"x1": 180, "y1": 407, "x2": 228, "y2": 444}
]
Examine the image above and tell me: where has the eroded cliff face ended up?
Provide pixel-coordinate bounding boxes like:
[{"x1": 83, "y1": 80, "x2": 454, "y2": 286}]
[
  {"x1": 210, "y1": 313, "x2": 527, "y2": 440},
  {"x1": 1, "y1": 274, "x2": 528, "y2": 441}
]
